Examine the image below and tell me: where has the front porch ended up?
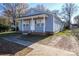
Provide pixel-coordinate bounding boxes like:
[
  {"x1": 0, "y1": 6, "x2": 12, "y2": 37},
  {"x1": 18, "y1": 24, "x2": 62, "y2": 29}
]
[{"x1": 18, "y1": 14, "x2": 48, "y2": 34}]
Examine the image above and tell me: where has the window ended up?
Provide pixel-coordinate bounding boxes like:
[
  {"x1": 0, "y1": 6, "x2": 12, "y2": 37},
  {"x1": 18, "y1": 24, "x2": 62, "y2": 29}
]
[
  {"x1": 36, "y1": 19, "x2": 43, "y2": 24},
  {"x1": 23, "y1": 24, "x2": 26, "y2": 27},
  {"x1": 23, "y1": 24, "x2": 26, "y2": 29},
  {"x1": 36, "y1": 19, "x2": 43, "y2": 27},
  {"x1": 25, "y1": 20, "x2": 29, "y2": 24},
  {"x1": 25, "y1": 24, "x2": 28, "y2": 26}
]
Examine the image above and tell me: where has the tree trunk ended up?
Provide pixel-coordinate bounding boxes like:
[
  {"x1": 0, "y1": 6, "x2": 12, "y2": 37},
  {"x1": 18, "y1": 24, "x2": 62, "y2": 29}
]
[
  {"x1": 13, "y1": 17, "x2": 16, "y2": 31},
  {"x1": 68, "y1": 13, "x2": 71, "y2": 29}
]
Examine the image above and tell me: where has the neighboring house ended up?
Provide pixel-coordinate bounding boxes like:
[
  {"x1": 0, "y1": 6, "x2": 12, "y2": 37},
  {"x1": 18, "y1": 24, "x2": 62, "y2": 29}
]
[
  {"x1": 17, "y1": 8, "x2": 65, "y2": 34},
  {"x1": 70, "y1": 16, "x2": 79, "y2": 29}
]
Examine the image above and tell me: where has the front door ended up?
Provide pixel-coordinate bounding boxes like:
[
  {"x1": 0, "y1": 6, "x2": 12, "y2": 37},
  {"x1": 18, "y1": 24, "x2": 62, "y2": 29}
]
[{"x1": 30, "y1": 19, "x2": 35, "y2": 31}]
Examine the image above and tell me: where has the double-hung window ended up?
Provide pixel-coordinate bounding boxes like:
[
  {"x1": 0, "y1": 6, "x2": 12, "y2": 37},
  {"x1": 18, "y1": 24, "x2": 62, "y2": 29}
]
[
  {"x1": 25, "y1": 20, "x2": 29, "y2": 26},
  {"x1": 36, "y1": 19, "x2": 43, "y2": 27}
]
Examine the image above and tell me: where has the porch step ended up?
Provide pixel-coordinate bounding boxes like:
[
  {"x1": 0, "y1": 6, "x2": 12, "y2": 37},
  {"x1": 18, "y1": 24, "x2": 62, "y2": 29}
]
[{"x1": 22, "y1": 33, "x2": 28, "y2": 35}]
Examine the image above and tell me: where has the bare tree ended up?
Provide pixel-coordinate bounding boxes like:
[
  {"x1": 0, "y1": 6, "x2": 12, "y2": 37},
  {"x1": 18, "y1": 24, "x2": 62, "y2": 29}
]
[
  {"x1": 16, "y1": 3, "x2": 29, "y2": 18},
  {"x1": 52, "y1": 10, "x2": 60, "y2": 16},
  {"x1": 1, "y1": 3, "x2": 28, "y2": 31},
  {"x1": 62, "y1": 3, "x2": 78, "y2": 29}
]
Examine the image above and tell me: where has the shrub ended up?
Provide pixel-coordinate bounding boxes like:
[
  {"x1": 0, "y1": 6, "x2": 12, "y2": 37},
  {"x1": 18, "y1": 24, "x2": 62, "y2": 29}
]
[{"x1": 0, "y1": 24, "x2": 10, "y2": 32}]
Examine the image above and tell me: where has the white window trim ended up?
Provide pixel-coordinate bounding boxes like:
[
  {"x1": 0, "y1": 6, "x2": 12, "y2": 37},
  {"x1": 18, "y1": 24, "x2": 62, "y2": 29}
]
[
  {"x1": 36, "y1": 19, "x2": 44, "y2": 27},
  {"x1": 43, "y1": 16, "x2": 45, "y2": 32}
]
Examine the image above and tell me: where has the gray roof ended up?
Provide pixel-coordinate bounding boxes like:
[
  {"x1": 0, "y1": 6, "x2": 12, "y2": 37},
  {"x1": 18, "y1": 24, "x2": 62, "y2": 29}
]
[
  {"x1": 19, "y1": 8, "x2": 64, "y2": 24},
  {"x1": 20, "y1": 8, "x2": 52, "y2": 18}
]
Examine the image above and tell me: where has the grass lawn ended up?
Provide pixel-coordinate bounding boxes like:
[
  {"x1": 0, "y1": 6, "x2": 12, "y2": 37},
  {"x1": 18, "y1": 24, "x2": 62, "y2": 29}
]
[
  {"x1": 37, "y1": 30, "x2": 72, "y2": 45},
  {"x1": 0, "y1": 31, "x2": 21, "y2": 37},
  {"x1": 0, "y1": 38, "x2": 33, "y2": 56},
  {"x1": 55, "y1": 28, "x2": 79, "y2": 37},
  {"x1": 55, "y1": 29, "x2": 72, "y2": 37},
  {"x1": 70, "y1": 28, "x2": 79, "y2": 42}
]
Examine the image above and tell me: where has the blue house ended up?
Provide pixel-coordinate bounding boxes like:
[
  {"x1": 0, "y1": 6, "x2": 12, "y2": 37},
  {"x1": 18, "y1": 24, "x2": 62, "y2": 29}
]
[{"x1": 17, "y1": 8, "x2": 65, "y2": 34}]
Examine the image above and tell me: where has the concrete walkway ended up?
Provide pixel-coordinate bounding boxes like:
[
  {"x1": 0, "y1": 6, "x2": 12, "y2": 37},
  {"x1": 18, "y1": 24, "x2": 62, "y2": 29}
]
[
  {"x1": 1, "y1": 37, "x2": 76, "y2": 56},
  {"x1": 27, "y1": 43, "x2": 76, "y2": 56}
]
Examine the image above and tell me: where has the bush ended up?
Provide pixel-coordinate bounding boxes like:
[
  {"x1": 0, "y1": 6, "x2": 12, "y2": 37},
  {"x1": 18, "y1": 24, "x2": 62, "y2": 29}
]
[
  {"x1": 11, "y1": 26, "x2": 19, "y2": 31},
  {"x1": 0, "y1": 24, "x2": 10, "y2": 32}
]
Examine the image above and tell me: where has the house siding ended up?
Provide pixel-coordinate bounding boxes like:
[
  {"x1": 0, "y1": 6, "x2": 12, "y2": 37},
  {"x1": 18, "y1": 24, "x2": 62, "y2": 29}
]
[
  {"x1": 53, "y1": 16, "x2": 64, "y2": 33},
  {"x1": 25, "y1": 24, "x2": 30, "y2": 31},
  {"x1": 45, "y1": 14, "x2": 53, "y2": 32}
]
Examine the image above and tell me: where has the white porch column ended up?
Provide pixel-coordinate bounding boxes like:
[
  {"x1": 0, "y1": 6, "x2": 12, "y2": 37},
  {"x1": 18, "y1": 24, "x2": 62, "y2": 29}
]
[
  {"x1": 21, "y1": 19, "x2": 24, "y2": 31},
  {"x1": 30, "y1": 17, "x2": 35, "y2": 32},
  {"x1": 43, "y1": 16, "x2": 45, "y2": 32}
]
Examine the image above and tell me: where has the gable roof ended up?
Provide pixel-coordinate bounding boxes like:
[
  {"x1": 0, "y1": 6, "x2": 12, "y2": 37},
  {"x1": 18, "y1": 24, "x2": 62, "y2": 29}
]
[
  {"x1": 20, "y1": 8, "x2": 52, "y2": 17},
  {"x1": 19, "y1": 8, "x2": 64, "y2": 24}
]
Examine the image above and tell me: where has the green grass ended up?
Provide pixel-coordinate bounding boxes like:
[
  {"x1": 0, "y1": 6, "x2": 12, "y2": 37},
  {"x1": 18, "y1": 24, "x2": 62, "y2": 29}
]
[
  {"x1": 0, "y1": 31, "x2": 20, "y2": 37},
  {"x1": 0, "y1": 31, "x2": 16, "y2": 34},
  {"x1": 71, "y1": 28, "x2": 79, "y2": 32},
  {"x1": 55, "y1": 29, "x2": 72, "y2": 37}
]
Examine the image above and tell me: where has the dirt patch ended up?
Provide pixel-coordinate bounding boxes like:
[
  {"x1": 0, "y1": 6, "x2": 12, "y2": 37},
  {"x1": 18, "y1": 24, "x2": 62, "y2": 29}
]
[
  {"x1": 48, "y1": 36, "x2": 79, "y2": 55},
  {"x1": 27, "y1": 43, "x2": 76, "y2": 56}
]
